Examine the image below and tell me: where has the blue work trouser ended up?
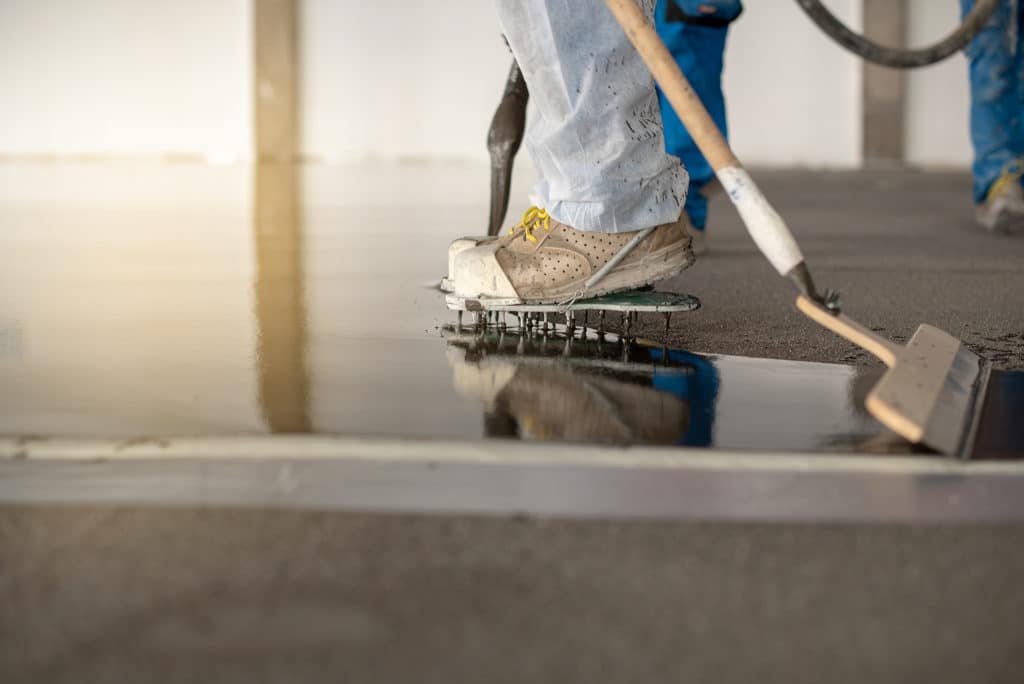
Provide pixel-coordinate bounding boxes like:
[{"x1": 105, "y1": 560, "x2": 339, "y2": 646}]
[
  {"x1": 656, "y1": 0, "x2": 741, "y2": 230},
  {"x1": 962, "y1": 0, "x2": 1024, "y2": 202}
]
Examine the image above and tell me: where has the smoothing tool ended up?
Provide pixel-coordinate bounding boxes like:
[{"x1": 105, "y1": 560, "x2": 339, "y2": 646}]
[
  {"x1": 604, "y1": 0, "x2": 989, "y2": 456},
  {"x1": 487, "y1": 59, "x2": 529, "y2": 236}
]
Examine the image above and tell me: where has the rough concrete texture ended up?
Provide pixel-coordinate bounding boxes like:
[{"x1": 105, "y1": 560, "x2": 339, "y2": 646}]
[
  {"x1": 2, "y1": 508, "x2": 1024, "y2": 684},
  {"x1": 3, "y1": 170, "x2": 1024, "y2": 682},
  {"x1": 649, "y1": 170, "x2": 1024, "y2": 369}
]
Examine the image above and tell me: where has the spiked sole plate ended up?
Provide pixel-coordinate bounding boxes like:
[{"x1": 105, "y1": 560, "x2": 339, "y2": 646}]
[{"x1": 445, "y1": 290, "x2": 701, "y2": 314}]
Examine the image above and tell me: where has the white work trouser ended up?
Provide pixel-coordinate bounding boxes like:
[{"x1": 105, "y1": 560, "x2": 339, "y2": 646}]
[{"x1": 496, "y1": 0, "x2": 688, "y2": 233}]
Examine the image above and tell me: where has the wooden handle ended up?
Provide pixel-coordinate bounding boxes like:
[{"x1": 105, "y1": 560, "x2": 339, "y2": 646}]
[
  {"x1": 796, "y1": 296, "x2": 901, "y2": 367},
  {"x1": 604, "y1": 0, "x2": 739, "y2": 171}
]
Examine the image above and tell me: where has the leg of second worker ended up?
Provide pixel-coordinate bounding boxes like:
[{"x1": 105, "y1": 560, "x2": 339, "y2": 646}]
[
  {"x1": 962, "y1": 0, "x2": 1024, "y2": 231},
  {"x1": 449, "y1": 0, "x2": 696, "y2": 303},
  {"x1": 656, "y1": 0, "x2": 742, "y2": 253}
]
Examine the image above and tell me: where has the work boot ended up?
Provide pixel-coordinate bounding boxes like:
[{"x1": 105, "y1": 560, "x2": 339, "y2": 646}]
[
  {"x1": 448, "y1": 207, "x2": 694, "y2": 304},
  {"x1": 441, "y1": 236, "x2": 491, "y2": 292},
  {"x1": 976, "y1": 168, "x2": 1024, "y2": 233}
]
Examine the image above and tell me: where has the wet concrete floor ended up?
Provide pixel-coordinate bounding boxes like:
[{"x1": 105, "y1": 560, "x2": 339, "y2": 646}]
[{"x1": 2, "y1": 162, "x2": 1020, "y2": 457}]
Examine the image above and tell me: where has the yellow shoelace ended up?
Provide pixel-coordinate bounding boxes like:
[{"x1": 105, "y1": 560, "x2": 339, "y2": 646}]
[
  {"x1": 511, "y1": 206, "x2": 551, "y2": 243},
  {"x1": 986, "y1": 163, "x2": 1024, "y2": 201}
]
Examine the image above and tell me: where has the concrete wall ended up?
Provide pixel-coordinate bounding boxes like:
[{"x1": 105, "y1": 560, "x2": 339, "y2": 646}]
[
  {"x1": 905, "y1": 0, "x2": 973, "y2": 167},
  {"x1": 0, "y1": 0, "x2": 252, "y2": 161},
  {"x1": 0, "y1": 0, "x2": 974, "y2": 168},
  {"x1": 725, "y1": 0, "x2": 864, "y2": 167},
  {"x1": 299, "y1": 0, "x2": 512, "y2": 163}
]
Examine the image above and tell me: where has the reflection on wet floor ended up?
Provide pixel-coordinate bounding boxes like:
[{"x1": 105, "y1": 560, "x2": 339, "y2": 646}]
[
  {"x1": 444, "y1": 323, "x2": 913, "y2": 453},
  {"x1": 0, "y1": 162, "x2": 1019, "y2": 458},
  {"x1": 974, "y1": 369, "x2": 1024, "y2": 459}
]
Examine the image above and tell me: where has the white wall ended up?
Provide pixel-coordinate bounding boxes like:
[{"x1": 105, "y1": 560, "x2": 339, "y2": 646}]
[
  {"x1": 0, "y1": 0, "x2": 251, "y2": 161},
  {"x1": 725, "y1": 0, "x2": 864, "y2": 167},
  {"x1": 0, "y1": 0, "x2": 974, "y2": 168},
  {"x1": 300, "y1": 0, "x2": 512, "y2": 163},
  {"x1": 905, "y1": 0, "x2": 972, "y2": 167}
]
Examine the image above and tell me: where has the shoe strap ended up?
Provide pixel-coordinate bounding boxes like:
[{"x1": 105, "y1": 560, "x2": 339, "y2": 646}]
[{"x1": 560, "y1": 225, "x2": 656, "y2": 307}]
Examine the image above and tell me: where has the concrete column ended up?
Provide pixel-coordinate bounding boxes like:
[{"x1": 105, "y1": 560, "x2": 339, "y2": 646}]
[
  {"x1": 252, "y1": 0, "x2": 309, "y2": 433},
  {"x1": 862, "y1": 0, "x2": 908, "y2": 165},
  {"x1": 254, "y1": 0, "x2": 298, "y2": 163}
]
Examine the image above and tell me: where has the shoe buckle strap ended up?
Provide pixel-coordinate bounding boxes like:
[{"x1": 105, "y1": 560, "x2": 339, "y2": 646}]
[{"x1": 558, "y1": 225, "x2": 657, "y2": 308}]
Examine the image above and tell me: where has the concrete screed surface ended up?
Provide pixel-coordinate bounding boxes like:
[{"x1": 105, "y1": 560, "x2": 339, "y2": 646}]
[
  {"x1": 655, "y1": 170, "x2": 1024, "y2": 369},
  {"x1": 3, "y1": 169, "x2": 1024, "y2": 682}
]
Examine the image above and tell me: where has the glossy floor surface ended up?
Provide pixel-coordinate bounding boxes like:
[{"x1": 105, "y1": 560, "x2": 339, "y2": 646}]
[{"x1": 2, "y1": 162, "x2": 1021, "y2": 456}]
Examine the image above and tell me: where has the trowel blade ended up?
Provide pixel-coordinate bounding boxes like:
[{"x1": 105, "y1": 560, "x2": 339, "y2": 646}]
[{"x1": 866, "y1": 325, "x2": 989, "y2": 458}]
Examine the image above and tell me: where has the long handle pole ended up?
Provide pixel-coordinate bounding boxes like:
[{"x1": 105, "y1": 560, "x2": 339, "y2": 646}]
[{"x1": 603, "y1": 0, "x2": 820, "y2": 299}]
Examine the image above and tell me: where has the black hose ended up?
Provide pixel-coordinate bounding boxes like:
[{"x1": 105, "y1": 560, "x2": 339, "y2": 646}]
[{"x1": 794, "y1": 0, "x2": 1000, "y2": 68}]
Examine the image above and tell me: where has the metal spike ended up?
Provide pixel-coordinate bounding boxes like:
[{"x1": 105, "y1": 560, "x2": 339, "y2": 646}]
[
  {"x1": 663, "y1": 312, "x2": 672, "y2": 337},
  {"x1": 457, "y1": 310, "x2": 463, "y2": 330},
  {"x1": 598, "y1": 310, "x2": 606, "y2": 336},
  {"x1": 623, "y1": 311, "x2": 631, "y2": 340}
]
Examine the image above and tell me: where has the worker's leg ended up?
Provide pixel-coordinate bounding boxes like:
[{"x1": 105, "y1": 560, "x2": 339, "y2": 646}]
[
  {"x1": 495, "y1": 0, "x2": 687, "y2": 233},
  {"x1": 449, "y1": 0, "x2": 694, "y2": 303},
  {"x1": 656, "y1": 0, "x2": 741, "y2": 237},
  {"x1": 1013, "y1": 0, "x2": 1024, "y2": 170},
  {"x1": 962, "y1": 0, "x2": 1024, "y2": 204}
]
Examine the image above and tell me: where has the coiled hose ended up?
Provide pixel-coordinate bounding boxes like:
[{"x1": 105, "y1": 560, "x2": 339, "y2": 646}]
[{"x1": 794, "y1": 0, "x2": 1000, "y2": 68}]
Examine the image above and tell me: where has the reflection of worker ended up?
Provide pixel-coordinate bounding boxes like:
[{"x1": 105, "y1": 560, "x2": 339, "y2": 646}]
[
  {"x1": 962, "y1": 0, "x2": 1024, "y2": 232},
  {"x1": 656, "y1": 1, "x2": 741, "y2": 254},
  {"x1": 448, "y1": 0, "x2": 695, "y2": 305},
  {"x1": 445, "y1": 332, "x2": 719, "y2": 446},
  {"x1": 648, "y1": 347, "x2": 720, "y2": 446}
]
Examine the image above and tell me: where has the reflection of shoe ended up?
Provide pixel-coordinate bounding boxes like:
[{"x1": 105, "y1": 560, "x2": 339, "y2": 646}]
[
  {"x1": 449, "y1": 207, "x2": 695, "y2": 304},
  {"x1": 498, "y1": 365, "x2": 688, "y2": 442},
  {"x1": 976, "y1": 169, "x2": 1024, "y2": 233},
  {"x1": 445, "y1": 342, "x2": 689, "y2": 444}
]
